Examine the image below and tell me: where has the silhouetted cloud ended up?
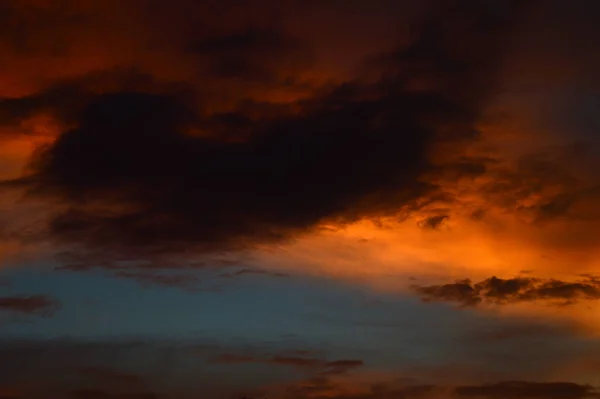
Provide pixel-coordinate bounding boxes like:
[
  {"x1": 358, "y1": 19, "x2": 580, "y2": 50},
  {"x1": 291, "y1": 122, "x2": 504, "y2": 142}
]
[
  {"x1": 219, "y1": 268, "x2": 290, "y2": 278},
  {"x1": 0, "y1": 295, "x2": 60, "y2": 316},
  {"x1": 454, "y1": 381, "x2": 598, "y2": 399},
  {"x1": 470, "y1": 321, "x2": 580, "y2": 342},
  {"x1": 418, "y1": 215, "x2": 449, "y2": 229},
  {"x1": 68, "y1": 389, "x2": 160, "y2": 399},
  {"x1": 212, "y1": 354, "x2": 259, "y2": 364},
  {"x1": 413, "y1": 275, "x2": 600, "y2": 306},
  {"x1": 189, "y1": 27, "x2": 313, "y2": 83},
  {"x1": 212, "y1": 352, "x2": 364, "y2": 374},
  {"x1": 281, "y1": 379, "x2": 599, "y2": 399},
  {"x1": 321, "y1": 359, "x2": 365, "y2": 375},
  {"x1": 0, "y1": 0, "x2": 532, "y2": 264},
  {"x1": 282, "y1": 377, "x2": 436, "y2": 399},
  {"x1": 269, "y1": 356, "x2": 324, "y2": 368},
  {"x1": 77, "y1": 367, "x2": 143, "y2": 386},
  {"x1": 0, "y1": 337, "x2": 598, "y2": 399},
  {"x1": 111, "y1": 271, "x2": 201, "y2": 291}
]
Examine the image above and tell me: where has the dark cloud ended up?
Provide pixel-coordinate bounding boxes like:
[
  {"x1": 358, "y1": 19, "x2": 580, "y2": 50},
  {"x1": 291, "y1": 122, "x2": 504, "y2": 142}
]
[
  {"x1": 219, "y1": 268, "x2": 290, "y2": 278},
  {"x1": 413, "y1": 279, "x2": 480, "y2": 306},
  {"x1": 212, "y1": 354, "x2": 259, "y2": 364},
  {"x1": 454, "y1": 381, "x2": 598, "y2": 399},
  {"x1": 269, "y1": 356, "x2": 324, "y2": 368},
  {"x1": 0, "y1": 69, "x2": 168, "y2": 134},
  {"x1": 54, "y1": 259, "x2": 205, "y2": 291},
  {"x1": 190, "y1": 27, "x2": 313, "y2": 83},
  {"x1": 413, "y1": 275, "x2": 600, "y2": 306},
  {"x1": 1, "y1": 0, "x2": 532, "y2": 262},
  {"x1": 470, "y1": 321, "x2": 580, "y2": 342},
  {"x1": 472, "y1": 150, "x2": 598, "y2": 224},
  {"x1": 282, "y1": 381, "x2": 598, "y2": 399},
  {"x1": 0, "y1": 337, "x2": 597, "y2": 399},
  {"x1": 212, "y1": 352, "x2": 364, "y2": 374},
  {"x1": 0, "y1": 392, "x2": 22, "y2": 399},
  {"x1": 283, "y1": 377, "x2": 437, "y2": 399},
  {"x1": 110, "y1": 271, "x2": 201, "y2": 291},
  {"x1": 0, "y1": 81, "x2": 87, "y2": 128},
  {"x1": 54, "y1": 253, "x2": 248, "y2": 290},
  {"x1": 0, "y1": 339, "x2": 204, "y2": 398},
  {"x1": 26, "y1": 87, "x2": 431, "y2": 256},
  {"x1": 321, "y1": 359, "x2": 365, "y2": 375},
  {"x1": 418, "y1": 214, "x2": 449, "y2": 229},
  {"x1": 68, "y1": 389, "x2": 160, "y2": 399},
  {"x1": 77, "y1": 367, "x2": 142, "y2": 386},
  {"x1": 0, "y1": 295, "x2": 60, "y2": 316},
  {"x1": 270, "y1": 355, "x2": 365, "y2": 375},
  {"x1": 283, "y1": 376, "x2": 337, "y2": 398}
]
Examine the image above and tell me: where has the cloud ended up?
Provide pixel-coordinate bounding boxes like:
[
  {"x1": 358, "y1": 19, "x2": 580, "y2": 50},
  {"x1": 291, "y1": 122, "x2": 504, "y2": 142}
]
[
  {"x1": 53, "y1": 252, "x2": 243, "y2": 290},
  {"x1": 321, "y1": 360, "x2": 366, "y2": 375},
  {"x1": 77, "y1": 367, "x2": 143, "y2": 386},
  {"x1": 268, "y1": 373, "x2": 440, "y2": 399},
  {"x1": 0, "y1": 0, "x2": 597, "y2": 311},
  {"x1": 110, "y1": 271, "x2": 201, "y2": 291},
  {"x1": 22, "y1": 86, "x2": 430, "y2": 258},
  {"x1": 0, "y1": 337, "x2": 599, "y2": 399},
  {"x1": 278, "y1": 378, "x2": 600, "y2": 399},
  {"x1": 412, "y1": 279, "x2": 481, "y2": 306},
  {"x1": 0, "y1": 389, "x2": 23, "y2": 399},
  {"x1": 0, "y1": 295, "x2": 60, "y2": 316},
  {"x1": 212, "y1": 352, "x2": 364, "y2": 374},
  {"x1": 212, "y1": 354, "x2": 260, "y2": 364},
  {"x1": 0, "y1": 0, "x2": 532, "y2": 266},
  {"x1": 219, "y1": 268, "x2": 290, "y2": 278},
  {"x1": 469, "y1": 321, "x2": 580, "y2": 343},
  {"x1": 269, "y1": 356, "x2": 324, "y2": 368},
  {"x1": 454, "y1": 381, "x2": 598, "y2": 399},
  {"x1": 68, "y1": 389, "x2": 160, "y2": 399},
  {"x1": 418, "y1": 214, "x2": 449, "y2": 230},
  {"x1": 413, "y1": 275, "x2": 600, "y2": 306},
  {"x1": 55, "y1": 261, "x2": 204, "y2": 291},
  {"x1": 189, "y1": 27, "x2": 313, "y2": 83}
]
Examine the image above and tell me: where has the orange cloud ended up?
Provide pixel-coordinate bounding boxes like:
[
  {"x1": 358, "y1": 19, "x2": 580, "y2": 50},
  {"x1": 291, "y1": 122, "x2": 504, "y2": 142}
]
[{"x1": 0, "y1": 0, "x2": 598, "y2": 351}]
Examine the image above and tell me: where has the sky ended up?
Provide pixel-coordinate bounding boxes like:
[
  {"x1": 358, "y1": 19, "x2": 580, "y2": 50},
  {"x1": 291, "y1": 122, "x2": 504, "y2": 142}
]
[{"x1": 0, "y1": 0, "x2": 600, "y2": 398}]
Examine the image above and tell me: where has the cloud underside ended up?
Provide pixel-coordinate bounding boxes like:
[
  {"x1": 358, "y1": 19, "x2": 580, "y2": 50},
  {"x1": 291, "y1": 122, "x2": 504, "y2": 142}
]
[
  {"x1": 0, "y1": 0, "x2": 597, "y2": 304},
  {"x1": 213, "y1": 353, "x2": 364, "y2": 375},
  {"x1": 0, "y1": 0, "x2": 537, "y2": 264},
  {"x1": 0, "y1": 339, "x2": 598, "y2": 399},
  {"x1": 413, "y1": 275, "x2": 600, "y2": 306},
  {"x1": 62, "y1": 381, "x2": 600, "y2": 399},
  {"x1": 0, "y1": 295, "x2": 60, "y2": 316}
]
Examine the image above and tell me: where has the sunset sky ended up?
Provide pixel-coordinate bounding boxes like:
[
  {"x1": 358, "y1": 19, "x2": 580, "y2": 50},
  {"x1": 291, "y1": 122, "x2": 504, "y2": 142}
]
[{"x1": 1, "y1": 0, "x2": 600, "y2": 398}]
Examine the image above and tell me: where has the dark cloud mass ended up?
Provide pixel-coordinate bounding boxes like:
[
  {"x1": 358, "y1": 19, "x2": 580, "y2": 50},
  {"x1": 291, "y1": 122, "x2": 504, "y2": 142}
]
[
  {"x1": 68, "y1": 389, "x2": 159, "y2": 399},
  {"x1": 190, "y1": 27, "x2": 313, "y2": 83},
  {"x1": 0, "y1": 295, "x2": 60, "y2": 316},
  {"x1": 413, "y1": 275, "x2": 600, "y2": 306},
  {"x1": 1, "y1": 1, "x2": 600, "y2": 399},
  {"x1": 1, "y1": 0, "x2": 532, "y2": 261},
  {"x1": 0, "y1": 338, "x2": 597, "y2": 399},
  {"x1": 212, "y1": 352, "x2": 364, "y2": 374},
  {"x1": 77, "y1": 367, "x2": 142, "y2": 386},
  {"x1": 219, "y1": 268, "x2": 290, "y2": 278},
  {"x1": 31, "y1": 88, "x2": 430, "y2": 254},
  {"x1": 454, "y1": 381, "x2": 598, "y2": 399}
]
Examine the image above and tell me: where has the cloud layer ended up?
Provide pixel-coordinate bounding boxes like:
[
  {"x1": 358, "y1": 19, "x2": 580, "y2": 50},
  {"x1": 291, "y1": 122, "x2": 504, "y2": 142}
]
[
  {"x1": 413, "y1": 275, "x2": 600, "y2": 306},
  {"x1": 0, "y1": 0, "x2": 536, "y2": 265},
  {"x1": 0, "y1": 295, "x2": 60, "y2": 316}
]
